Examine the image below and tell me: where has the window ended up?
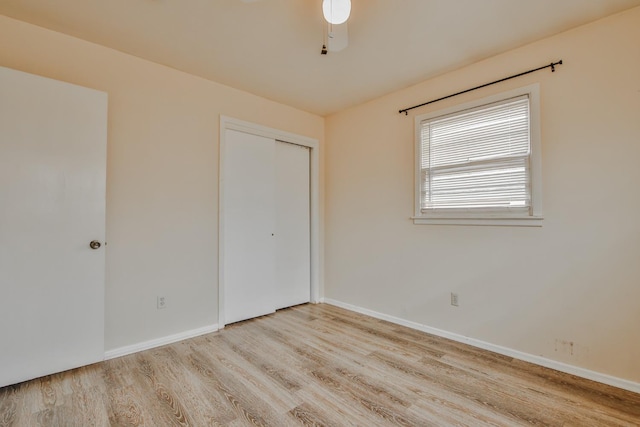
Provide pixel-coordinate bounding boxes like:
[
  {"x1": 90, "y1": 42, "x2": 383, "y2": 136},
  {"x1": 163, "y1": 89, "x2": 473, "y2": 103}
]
[{"x1": 414, "y1": 84, "x2": 542, "y2": 226}]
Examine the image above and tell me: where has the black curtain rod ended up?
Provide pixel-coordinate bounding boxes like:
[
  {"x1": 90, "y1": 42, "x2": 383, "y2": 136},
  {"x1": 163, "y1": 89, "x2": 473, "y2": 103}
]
[{"x1": 399, "y1": 60, "x2": 563, "y2": 115}]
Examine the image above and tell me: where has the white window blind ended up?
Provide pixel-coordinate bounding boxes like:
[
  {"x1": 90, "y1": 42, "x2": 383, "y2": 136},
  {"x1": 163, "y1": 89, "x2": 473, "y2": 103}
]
[{"x1": 420, "y1": 95, "x2": 531, "y2": 212}]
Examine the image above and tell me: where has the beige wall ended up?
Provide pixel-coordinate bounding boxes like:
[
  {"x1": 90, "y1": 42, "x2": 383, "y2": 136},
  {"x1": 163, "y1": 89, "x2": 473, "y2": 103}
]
[
  {"x1": 325, "y1": 7, "x2": 640, "y2": 383},
  {"x1": 0, "y1": 15, "x2": 324, "y2": 351}
]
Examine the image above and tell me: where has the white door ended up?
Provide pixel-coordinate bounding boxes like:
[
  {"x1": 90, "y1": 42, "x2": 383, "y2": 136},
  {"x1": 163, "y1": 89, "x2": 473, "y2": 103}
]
[
  {"x1": 223, "y1": 129, "x2": 277, "y2": 324},
  {"x1": 0, "y1": 66, "x2": 107, "y2": 388},
  {"x1": 274, "y1": 141, "x2": 310, "y2": 309},
  {"x1": 222, "y1": 130, "x2": 311, "y2": 324}
]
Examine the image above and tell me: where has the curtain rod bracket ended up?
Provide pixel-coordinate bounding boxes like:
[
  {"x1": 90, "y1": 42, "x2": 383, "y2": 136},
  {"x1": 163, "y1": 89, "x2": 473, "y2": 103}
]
[{"x1": 399, "y1": 59, "x2": 563, "y2": 116}]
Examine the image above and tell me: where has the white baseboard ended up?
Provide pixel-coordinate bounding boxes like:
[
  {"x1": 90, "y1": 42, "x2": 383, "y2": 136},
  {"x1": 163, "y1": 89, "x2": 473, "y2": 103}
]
[
  {"x1": 323, "y1": 298, "x2": 640, "y2": 394},
  {"x1": 104, "y1": 324, "x2": 219, "y2": 361}
]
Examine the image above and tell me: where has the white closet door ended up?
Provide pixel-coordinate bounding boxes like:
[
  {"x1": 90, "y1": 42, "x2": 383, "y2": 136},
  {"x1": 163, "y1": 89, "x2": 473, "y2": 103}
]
[
  {"x1": 223, "y1": 129, "x2": 276, "y2": 324},
  {"x1": 274, "y1": 141, "x2": 310, "y2": 309},
  {"x1": 0, "y1": 66, "x2": 107, "y2": 387}
]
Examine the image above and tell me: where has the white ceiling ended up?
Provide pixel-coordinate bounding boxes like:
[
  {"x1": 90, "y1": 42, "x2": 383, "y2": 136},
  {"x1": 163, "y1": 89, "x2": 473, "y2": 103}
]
[{"x1": 1, "y1": 0, "x2": 639, "y2": 116}]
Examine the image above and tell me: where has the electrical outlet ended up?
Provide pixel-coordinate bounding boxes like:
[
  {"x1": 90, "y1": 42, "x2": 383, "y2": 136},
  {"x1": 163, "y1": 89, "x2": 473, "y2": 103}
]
[
  {"x1": 157, "y1": 296, "x2": 166, "y2": 309},
  {"x1": 450, "y1": 292, "x2": 459, "y2": 307}
]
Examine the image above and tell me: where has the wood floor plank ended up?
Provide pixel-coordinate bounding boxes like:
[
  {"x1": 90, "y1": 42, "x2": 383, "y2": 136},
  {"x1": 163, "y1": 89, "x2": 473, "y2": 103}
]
[
  {"x1": 0, "y1": 387, "x2": 18, "y2": 427},
  {"x1": 287, "y1": 402, "x2": 339, "y2": 427},
  {"x1": 106, "y1": 385, "x2": 148, "y2": 427},
  {"x1": 145, "y1": 345, "x2": 231, "y2": 426},
  {"x1": 1, "y1": 303, "x2": 639, "y2": 426},
  {"x1": 135, "y1": 353, "x2": 194, "y2": 426},
  {"x1": 188, "y1": 348, "x2": 296, "y2": 426},
  {"x1": 198, "y1": 335, "x2": 303, "y2": 415},
  {"x1": 265, "y1": 311, "x2": 502, "y2": 426},
  {"x1": 173, "y1": 339, "x2": 244, "y2": 425}
]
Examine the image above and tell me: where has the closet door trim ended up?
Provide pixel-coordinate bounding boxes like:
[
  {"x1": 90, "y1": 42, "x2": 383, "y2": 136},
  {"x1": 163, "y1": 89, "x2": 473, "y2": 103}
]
[{"x1": 218, "y1": 116, "x2": 321, "y2": 328}]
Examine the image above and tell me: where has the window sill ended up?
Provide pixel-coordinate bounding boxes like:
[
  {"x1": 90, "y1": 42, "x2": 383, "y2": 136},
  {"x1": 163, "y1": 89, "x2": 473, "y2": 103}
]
[{"x1": 412, "y1": 216, "x2": 543, "y2": 227}]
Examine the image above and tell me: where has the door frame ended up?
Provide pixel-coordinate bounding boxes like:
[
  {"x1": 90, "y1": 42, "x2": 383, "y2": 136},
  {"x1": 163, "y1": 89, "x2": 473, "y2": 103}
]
[{"x1": 218, "y1": 116, "x2": 321, "y2": 328}]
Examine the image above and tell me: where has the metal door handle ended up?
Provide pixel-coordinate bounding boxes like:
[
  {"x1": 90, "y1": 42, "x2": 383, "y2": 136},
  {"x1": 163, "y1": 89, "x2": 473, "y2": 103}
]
[{"x1": 89, "y1": 240, "x2": 101, "y2": 250}]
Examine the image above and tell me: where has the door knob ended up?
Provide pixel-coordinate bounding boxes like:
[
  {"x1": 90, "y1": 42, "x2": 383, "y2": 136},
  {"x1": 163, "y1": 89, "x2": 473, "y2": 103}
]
[{"x1": 89, "y1": 240, "x2": 101, "y2": 250}]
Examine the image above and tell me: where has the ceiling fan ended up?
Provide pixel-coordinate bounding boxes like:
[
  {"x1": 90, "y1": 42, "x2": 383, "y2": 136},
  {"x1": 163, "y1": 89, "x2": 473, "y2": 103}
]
[{"x1": 240, "y1": 0, "x2": 350, "y2": 54}]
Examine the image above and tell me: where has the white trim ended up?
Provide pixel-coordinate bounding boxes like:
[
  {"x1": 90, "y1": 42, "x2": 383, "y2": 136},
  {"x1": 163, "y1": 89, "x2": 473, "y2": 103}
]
[
  {"x1": 104, "y1": 324, "x2": 219, "y2": 360},
  {"x1": 218, "y1": 116, "x2": 321, "y2": 329},
  {"x1": 414, "y1": 84, "x2": 543, "y2": 226},
  {"x1": 323, "y1": 298, "x2": 640, "y2": 394},
  {"x1": 412, "y1": 216, "x2": 543, "y2": 227}
]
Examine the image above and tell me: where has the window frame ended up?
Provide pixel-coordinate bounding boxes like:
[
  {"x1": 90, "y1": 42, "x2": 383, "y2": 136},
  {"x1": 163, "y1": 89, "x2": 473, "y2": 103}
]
[{"x1": 413, "y1": 84, "x2": 543, "y2": 227}]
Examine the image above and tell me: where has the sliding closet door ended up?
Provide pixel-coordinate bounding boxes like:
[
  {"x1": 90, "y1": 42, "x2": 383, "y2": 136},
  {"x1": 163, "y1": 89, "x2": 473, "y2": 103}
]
[
  {"x1": 223, "y1": 129, "x2": 276, "y2": 324},
  {"x1": 222, "y1": 129, "x2": 311, "y2": 324},
  {"x1": 274, "y1": 141, "x2": 310, "y2": 309}
]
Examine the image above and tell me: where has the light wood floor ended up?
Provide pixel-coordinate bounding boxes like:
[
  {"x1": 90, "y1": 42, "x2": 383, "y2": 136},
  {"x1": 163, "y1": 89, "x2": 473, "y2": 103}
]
[{"x1": 1, "y1": 303, "x2": 639, "y2": 426}]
